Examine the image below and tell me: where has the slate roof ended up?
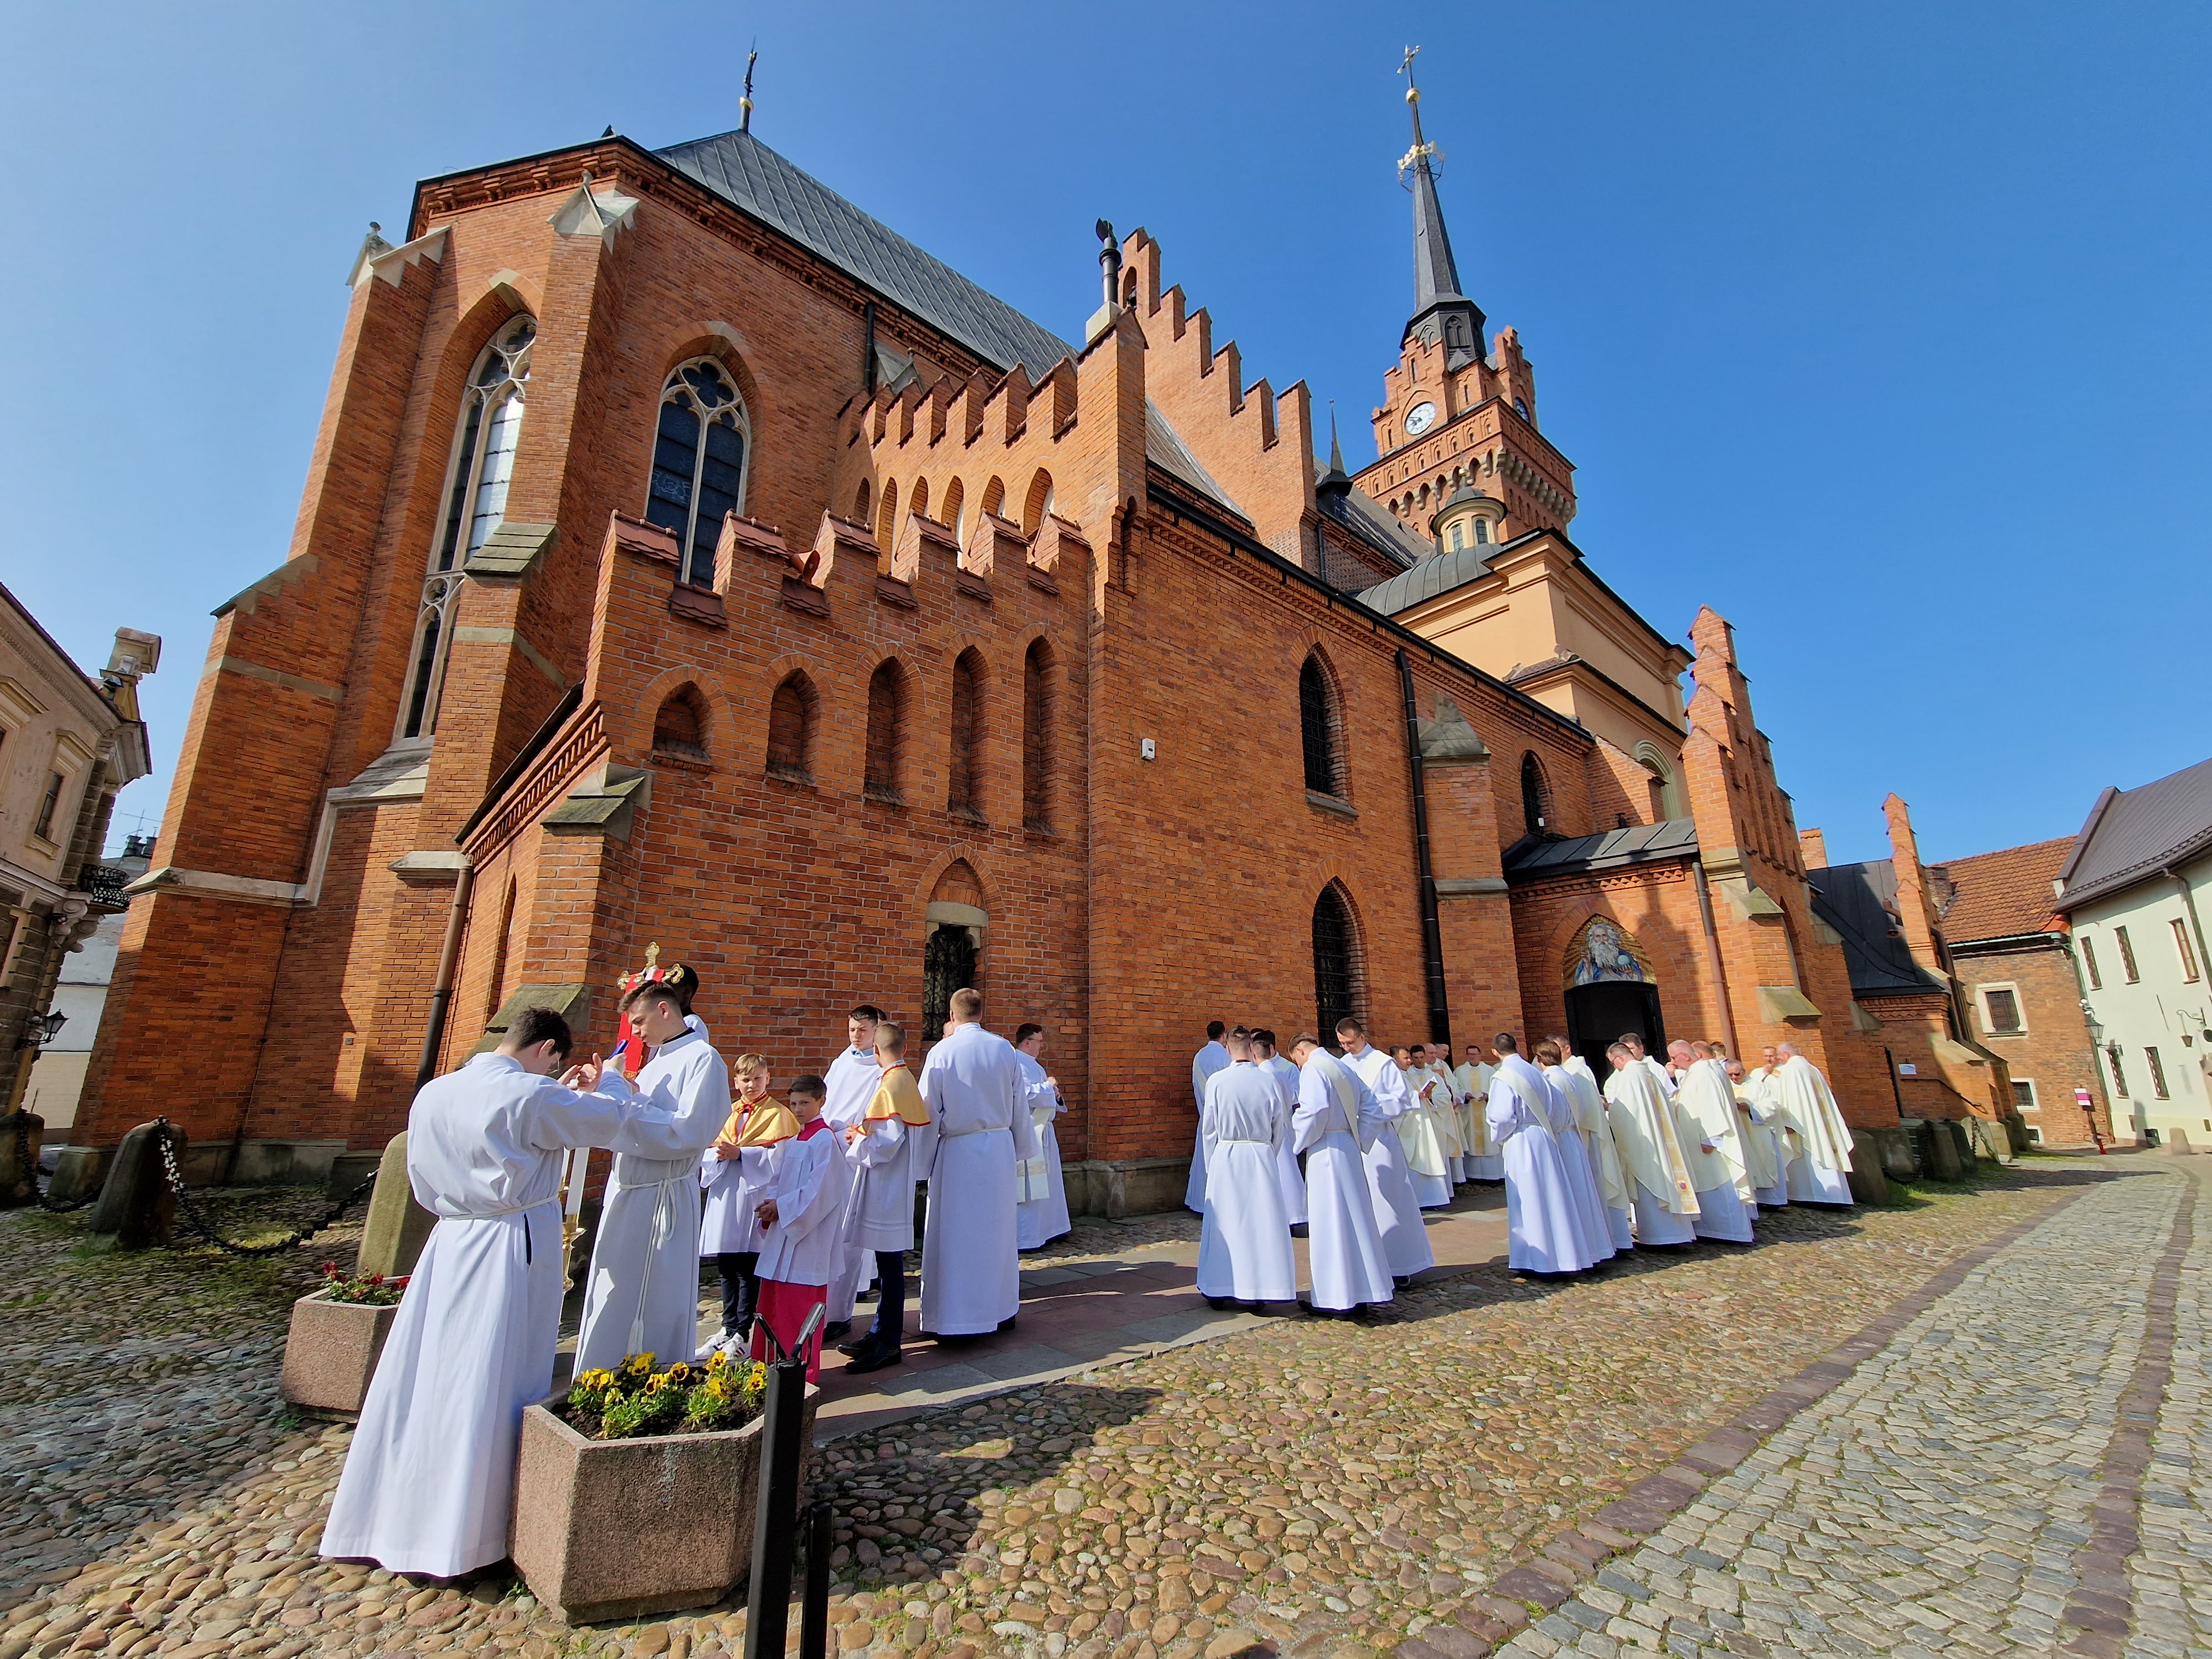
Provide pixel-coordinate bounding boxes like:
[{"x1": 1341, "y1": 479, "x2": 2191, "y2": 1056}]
[
  {"x1": 655, "y1": 129, "x2": 1075, "y2": 380},
  {"x1": 1502, "y1": 817, "x2": 1700, "y2": 883},
  {"x1": 2056, "y1": 754, "x2": 2212, "y2": 911},
  {"x1": 1806, "y1": 860, "x2": 1948, "y2": 998},
  {"x1": 1931, "y1": 837, "x2": 2072, "y2": 945},
  {"x1": 1145, "y1": 401, "x2": 1247, "y2": 521}
]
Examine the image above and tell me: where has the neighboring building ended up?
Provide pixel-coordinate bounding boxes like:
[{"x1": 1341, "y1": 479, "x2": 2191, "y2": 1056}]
[
  {"x1": 1, "y1": 585, "x2": 158, "y2": 1198},
  {"x1": 72, "y1": 86, "x2": 1912, "y2": 1201},
  {"x1": 23, "y1": 834, "x2": 155, "y2": 1144},
  {"x1": 1802, "y1": 796, "x2": 2019, "y2": 1133},
  {"x1": 2053, "y1": 757, "x2": 2212, "y2": 1149},
  {"x1": 1923, "y1": 835, "x2": 2110, "y2": 1147}
]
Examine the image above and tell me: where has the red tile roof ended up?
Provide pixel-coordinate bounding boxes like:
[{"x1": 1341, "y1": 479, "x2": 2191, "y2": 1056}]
[{"x1": 1932, "y1": 836, "x2": 2074, "y2": 943}]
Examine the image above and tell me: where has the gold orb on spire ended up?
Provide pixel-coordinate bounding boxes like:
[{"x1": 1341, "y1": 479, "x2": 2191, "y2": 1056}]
[{"x1": 1407, "y1": 86, "x2": 1420, "y2": 104}]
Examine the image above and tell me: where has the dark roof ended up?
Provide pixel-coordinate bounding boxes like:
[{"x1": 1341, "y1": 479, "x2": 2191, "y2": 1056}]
[
  {"x1": 2056, "y1": 754, "x2": 2212, "y2": 911},
  {"x1": 1318, "y1": 478, "x2": 1432, "y2": 576},
  {"x1": 1806, "y1": 859, "x2": 1948, "y2": 998},
  {"x1": 655, "y1": 129, "x2": 1074, "y2": 380},
  {"x1": 1503, "y1": 817, "x2": 1699, "y2": 883},
  {"x1": 1146, "y1": 402, "x2": 1246, "y2": 522},
  {"x1": 1931, "y1": 837, "x2": 2072, "y2": 943}
]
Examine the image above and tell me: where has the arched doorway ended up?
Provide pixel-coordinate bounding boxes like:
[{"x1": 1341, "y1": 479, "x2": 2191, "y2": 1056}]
[
  {"x1": 922, "y1": 861, "x2": 987, "y2": 1044},
  {"x1": 1561, "y1": 916, "x2": 1665, "y2": 1073}
]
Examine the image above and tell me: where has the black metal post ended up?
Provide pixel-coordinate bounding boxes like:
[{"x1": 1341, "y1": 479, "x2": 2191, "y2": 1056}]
[
  {"x1": 742, "y1": 1303, "x2": 823, "y2": 1659},
  {"x1": 799, "y1": 1500, "x2": 832, "y2": 1659}
]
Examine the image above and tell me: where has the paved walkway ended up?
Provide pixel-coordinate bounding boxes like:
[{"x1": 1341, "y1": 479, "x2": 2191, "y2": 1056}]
[{"x1": 1476, "y1": 1158, "x2": 2210, "y2": 1659}]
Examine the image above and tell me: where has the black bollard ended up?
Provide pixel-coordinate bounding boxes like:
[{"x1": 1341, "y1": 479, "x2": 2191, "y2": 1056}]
[
  {"x1": 85, "y1": 1120, "x2": 184, "y2": 1248},
  {"x1": 798, "y1": 1500, "x2": 832, "y2": 1659},
  {"x1": 742, "y1": 1304, "x2": 824, "y2": 1659}
]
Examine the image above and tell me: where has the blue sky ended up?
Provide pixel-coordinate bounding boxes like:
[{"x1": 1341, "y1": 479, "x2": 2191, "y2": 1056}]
[{"x1": 4, "y1": 2, "x2": 2205, "y2": 867}]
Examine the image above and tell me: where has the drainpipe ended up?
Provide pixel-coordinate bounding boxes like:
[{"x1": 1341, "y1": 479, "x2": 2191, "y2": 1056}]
[
  {"x1": 1691, "y1": 857, "x2": 1740, "y2": 1058},
  {"x1": 415, "y1": 862, "x2": 476, "y2": 1091},
  {"x1": 1395, "y1": 648, "x2": 1451, "y2": 1049}
]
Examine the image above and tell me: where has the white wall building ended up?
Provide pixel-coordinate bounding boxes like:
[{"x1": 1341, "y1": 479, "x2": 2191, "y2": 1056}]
[
  {"x1": 2055, "y1": 755, "x2": 2212, "y2": 1148},
  {"x1": 24, "y1": 836, "x2": 153, "y2": 1142}
]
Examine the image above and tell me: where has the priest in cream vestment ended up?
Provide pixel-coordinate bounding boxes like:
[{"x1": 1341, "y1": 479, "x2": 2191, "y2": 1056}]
[
  {"x1": 1776, "y1": 1044, "x2": 1856, "y2": 1204},
  {"x1": 1603, "y1": 1044, "x2": 1700, "y2": 1246},
  {"x1": 1667, "y1": 1045, "x2": 1756, "y2": 1243}
]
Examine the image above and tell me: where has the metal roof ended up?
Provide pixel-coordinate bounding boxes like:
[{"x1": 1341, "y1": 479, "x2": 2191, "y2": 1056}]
[
  {"x1": 655, "y1": 129, "x2": 1075, "y2": 380},
  {"x1": 1356, "y1": 539, "x2": 1494, "y2": 614},
  {"x1": 1318, "y1": 478, "x2": 1433, "y2": 576},
  {"x1": 1502, "y1": 817, "x2": 1700, "y2": 883},
  {"x1": 1145, "y1": 401, "x2": 1247, "y2": 521},
  {"x1": 2056, "y1": 754, "x2": 2212, "y2": 911},
  {"x1": 1805, "y1": 860, "x2": 1948, "y2": 998}
]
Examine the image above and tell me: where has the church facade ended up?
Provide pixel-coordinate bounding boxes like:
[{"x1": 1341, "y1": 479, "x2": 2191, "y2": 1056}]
[{"x1": 72, "y1": 91, "x2": 1984, "y2": 1204}]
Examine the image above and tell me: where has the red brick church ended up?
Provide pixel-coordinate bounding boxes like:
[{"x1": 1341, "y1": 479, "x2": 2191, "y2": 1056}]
[{"x1": 72, "y1": 84, "x2": 2006, "y2": 1205}]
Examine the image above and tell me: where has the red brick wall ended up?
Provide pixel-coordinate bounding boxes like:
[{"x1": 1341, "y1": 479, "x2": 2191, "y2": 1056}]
[{"x1": 1952, "y1": 942, "x2": 2115, "y2": 1145}]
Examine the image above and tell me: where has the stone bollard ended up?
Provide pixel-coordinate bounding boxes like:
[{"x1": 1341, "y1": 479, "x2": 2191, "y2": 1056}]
[
  {"x1": 1846, "y1": 1140, "x2": 1892, "y2": 1206},
  {"x1": 356, "y1": 1133, "x2": 436, "y2": 1280},
  {"x1": 0, "y1": 1110, "x2": 44, "y2": 1207},
  {"x1": 2166, "y1": 1128, "x2": 2197, "y2": 1156},
  {"x1": 85, "y1": 1121, "x2": 185, "y2": 1248}
]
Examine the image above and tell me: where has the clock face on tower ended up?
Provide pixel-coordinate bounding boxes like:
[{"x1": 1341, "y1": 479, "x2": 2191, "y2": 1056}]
[{"x1": 1404, "y1": 400, "x2": 1438, "y2": 436}]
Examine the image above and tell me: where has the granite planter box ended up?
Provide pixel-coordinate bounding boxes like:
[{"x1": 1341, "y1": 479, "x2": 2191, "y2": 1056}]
[
  {"x1": 279, "y1": 1292, "x2": 399, "y2": 1417},
  {"x1": 510, "y1": 1385, "x2": 820, "y2": 1624}
]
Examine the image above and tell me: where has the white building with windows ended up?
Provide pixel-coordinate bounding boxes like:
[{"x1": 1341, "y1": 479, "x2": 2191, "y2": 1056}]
[{"x1": 2055, "y1": 755, "x2": 2212, "y2": 1148}]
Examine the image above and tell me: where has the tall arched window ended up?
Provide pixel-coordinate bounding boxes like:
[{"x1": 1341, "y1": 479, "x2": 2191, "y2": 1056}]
[
  {"x1": 1022, "y1": 639, "x2": 1052, "y2": 832},
  {"x1": 865, "y1": 659, "x2": 904, "y2": 802},
  {"x1": 941, "y1": 477, "x2": 965, "y2": 539},
  {"x1": 403, "y1": 314, "x2": 535, "y2": 740},
  {"x1": 948, "y1": 649, "x2": 983, "y2": 818},
  {"x1": 1521, "y1": 752, "x2": 1552, "y2": 838},
  {"x1": 645, "y1": 358, "x2": 748, "y2": 589},
  {"x1": 1312, "y1": 883, "x2": 1360, "y2": 1042},
  {"x1": 766, "y1": 672, "x2": 815, "y2": 781},
  {"x1": 1300, "y1": 655, "x2": 1342, "y2": 798}
]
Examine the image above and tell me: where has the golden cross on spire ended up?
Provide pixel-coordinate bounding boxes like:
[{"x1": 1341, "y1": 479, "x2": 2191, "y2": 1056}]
[{"x1": 1399, "y1": 43, "x2": 1421, "y2": 84}]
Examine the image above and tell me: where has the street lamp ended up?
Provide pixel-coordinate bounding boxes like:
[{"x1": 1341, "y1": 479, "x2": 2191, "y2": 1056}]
[{"x1": 13, "y1": 1011, "x2": 66, "y2": 1051}]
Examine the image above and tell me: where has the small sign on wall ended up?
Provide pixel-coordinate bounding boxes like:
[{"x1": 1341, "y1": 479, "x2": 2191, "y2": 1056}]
[{"x1": 1896, "y1": 1062, "x2": 1918, "y2": 1077}]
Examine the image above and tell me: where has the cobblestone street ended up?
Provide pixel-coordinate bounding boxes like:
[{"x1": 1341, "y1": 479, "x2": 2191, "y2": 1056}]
[{"x1": 1, "y1": 1157, "x2": 2198, "y2": 1659}]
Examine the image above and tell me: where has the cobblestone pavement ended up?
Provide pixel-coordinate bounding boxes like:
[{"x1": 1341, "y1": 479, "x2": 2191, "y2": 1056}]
[
  {"x1": 1486, "y1": 1158, "x2": 2206, "y2": 1659},
  {"x1": 0, "y1": 1157, "x2": 2173, "y2": 1659}
]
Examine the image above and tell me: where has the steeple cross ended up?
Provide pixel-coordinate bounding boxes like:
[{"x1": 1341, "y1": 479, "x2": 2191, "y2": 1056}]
[{"x1": 1399, "y1": 44, "x2": 1421, "y2": 89}]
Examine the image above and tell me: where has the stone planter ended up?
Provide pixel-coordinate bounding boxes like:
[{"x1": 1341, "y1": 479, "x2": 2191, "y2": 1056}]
[
  {"x1": 511, "y1": 1385, "x2": 820, "y2": 1624},
  {"x1": 279, "y1": 1292, "x2": 399, "y2": 1417}
]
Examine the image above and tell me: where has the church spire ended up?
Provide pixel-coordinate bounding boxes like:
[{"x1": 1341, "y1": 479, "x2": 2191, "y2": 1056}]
[{"x1": 1397, "y1": 49, "x2": 1486, "y2": 369}]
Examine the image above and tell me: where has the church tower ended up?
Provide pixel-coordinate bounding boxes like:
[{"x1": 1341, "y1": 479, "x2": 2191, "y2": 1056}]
[{"x1": 1352, "y1": 65, "x2": 1577, "y2": 546}]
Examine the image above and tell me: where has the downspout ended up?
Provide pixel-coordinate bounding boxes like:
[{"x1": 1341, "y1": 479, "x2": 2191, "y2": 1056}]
[
  {"x1": 1395, "y1": 648, "x2": 1451, "y2": 1049},
  {"x1": 1691, "y1": 856, "x2": 1740, "y2": 1058},
  {"x1": 415, "y1": 862, "x2": 476, "y2": 1091}
]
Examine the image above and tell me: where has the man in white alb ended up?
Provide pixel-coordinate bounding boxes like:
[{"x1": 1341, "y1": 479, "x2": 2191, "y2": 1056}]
[
  {"x1": 1013, "y1": 1022, "x2": 1071, "y2": 1249},
  {"x1": 324, "y1": 1009, "x2": 684, "y2": 1578},
  {"x1": 1337, "y1": 1017, "x2": 1433, "y2": 1282},
  {"x1": 1776, "y1": 1042, "x2": 1856, "y2": 1205},
  {"x1": 1454, "y1": 1042, "x2": 1503, "y2": 1181},
  {"x1": 1288, "y1": 1033, "x2": 1395, "y2": 1317},
  {"x1": 917, "y1": 988, "x2": 1037, "y2": 1336},
  {"x1": 1603, "y1": 1041, "x2": 1700, "y2": 1246},
  {"x1": 1251, "y1": 1029, "x2": 1308, "y2": 1233},
  {"x1": 1549, "y1": 1036, "x2": 1634, "y2": 1251},
  {"x1": 1196, "y1": 1027, "x2": 1298, "y2": 1306},
  {"x1": 1186, "y1": 1021, "x2": 1231, "y2": 1212},
  {"x1": 820, "y1": 1003, "x2": 886, "y2": 1340},
  {"x1": 1668, "y1": 1040, "x2": 1755, "y2": 1243},
  {"x1": 1488, "y1": 1035, "x2": 1601, "y2": 1275}
]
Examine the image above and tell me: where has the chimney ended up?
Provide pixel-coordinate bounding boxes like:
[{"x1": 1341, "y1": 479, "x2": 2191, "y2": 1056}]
[{"x1": 1798, "y1": 827, "x2": 1828, "y2": 870}]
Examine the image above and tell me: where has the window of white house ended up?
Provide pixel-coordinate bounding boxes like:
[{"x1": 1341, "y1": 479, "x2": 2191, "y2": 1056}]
[
  {"x1": 2081, "y1": 936, "x2": 2103, "y2": 989},
  {"x1": 2011, "y1": 1078, "x2": 2037, "y2": 1112},
  {"x1": 30, "y1": 770, "x2": 64, "y2": 842},
  {"x1": 2116, "y1": 925, "x2": 2140, "y2": 982},
  {"x1": 2146, "y1": 1046, "x2": 2169, "y2": 1100},
  {"x1": 1980, "y1": 985, "x2": 2023, "y2": 1035},
  {"x1": 2173, "y1": 918, "x2": 2200, "y2": 983},
  {"x1": 401, "y1": 314, "x2": 535, "y2": 742},
  {"x1": 2107, "y1": 1043, "x2": 2128, "y2": 1097}
]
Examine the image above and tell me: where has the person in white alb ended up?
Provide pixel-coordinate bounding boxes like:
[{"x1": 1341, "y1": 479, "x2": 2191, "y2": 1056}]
[
  {"x1": 1390, "y1": 1045, "x2": 1454, "y2": 1209},
  {"x1": 1487, "y1": 1034, "x2": 1602, "y2": 1275},
  {"x1": 322, "y1": 1009, "x2": 681, "y2": 1578},
  {"x1": 1550, "y1": 1036, "x2": 1634, "y2": 1251},
  {"x1": 1336, "y1": 1018, "x2": 1434, "y2": 1282},
  {"x1": 819, "y1": 1003, "x2": 886, "y2": 1340},
  {"x1": 1454, "y1": 1043, "x2": 1503, "y2": 1181},
  {"x1": 1604, "y1": 1041, "x2": 1700, "y2": 1246},
  {"x1": 573, "y1": 975, "x2": 732, "y2": 1373},
  {"x1": 1775, "y1": 1042, "x2": 1857, "y2": 1205},
  {"x1": 1728, "y1": 1056, "x2": 1789, "y2": 1209},
  {"x1": 1013, "y1": 1023, "x2": 1071, "y2": 1249},
  {"x1": 1196, "y1": 1027, "x2": 1298, "y2": 1306},
  {"x1": 1186, "y1": 1020, "x2": 1230, "y2": 1212},
  {"x1": 1289, "y1": 1034, "x2": 1395, "y2": 1317},
  {"x1": 1250, "y1": 1030, "x2": 1309, "y2": 1232},
  {"x1": 917, "y1": 988, "x2": 1037, "y2": 1337},
  {"x1": 1535, "y1": 1040, "x2": 1619, "y2": 1262},
  {"x1": 1668, "y1": 1041, "x2": 1755, "y2": 1243},
  {"x1": 748, "y1": 1074, "x2": 850, "y2": 1382},
  {"x1": 833, "y1": 1022, "x2": 934, "y2": 1375}
]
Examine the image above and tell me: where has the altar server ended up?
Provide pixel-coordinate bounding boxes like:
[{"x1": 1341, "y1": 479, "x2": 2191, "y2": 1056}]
[
  {"x1": 1454, "y1": 1044, "x2": 1503, "y2": 1181},
  {"x1": 749, "y1": 1074, "x2": 849, "y2": 1382},
  {"x1": 1390, "y1": 1045, "x2": 1454, "y2": 1208},
  {"x1": 919, "y1": 989, "x2": 1037, "y2": 1336},
  {"x1": 1535, "y1": 1041, "x2": 1620, "y2": 1260},
  {"x1": 1186, "y1": 1021, "x2": 1232, "y2": 1211},
  {"x1": 1776, "y1": 1043, "x2": 1857, "y2": 1204},
  {"x1": 1251, "y1": 1030, "x2": 1309, "y2": 1230},
  {"x1": 324, "y1": 1010, "x2": 685, "y2": 1578},
  {"x1": 698, "y1": 1053, "x2": 794, "y2": 1352},
  {"x1": 820, "y1": 1004, "x2": 886, "y2": 1338},
  {"x1": 1548, "y1": 1037, "x2": 1633, "y2": 1250},
  {"x1": 1013, "y1": 1023, "x2": 1071, "y2": 1250},
  {"x1": 1196, "y1": 1029, "x2": 1298, "y2": 1305},
  {"x1": 1668, "y1": 1043, "x2": 1756, "y2": 1244},
  {"x1": 574, "y1": 975, "x2": 731, "y2": 1373},
  {"x1": 1486, "y1": 1035, "x2": 1600, "y2": 1275},
  {"x1": 1338, "y1": 1018, "x2": 1434, "y2": 1280},
  {"x1": 831, "y1": 1023, "x2": 933, "y2": 1375},
  {"x1": 1288, "y1": 1035, "x2": 1396, "y2": 1316},
  {"x1": 1727, "y1": 1058, "x2": 1787, "y2": 1208},
  {"x1": 1603, "y1": 1042, "x2": 1701, "y2": 1246}
]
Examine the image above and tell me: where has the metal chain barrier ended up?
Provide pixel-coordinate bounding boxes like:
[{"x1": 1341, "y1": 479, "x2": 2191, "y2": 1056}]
[
  {"x1": 13, "y1": 1111, "x2": 100, "y2": 1213},
  {"x1": 155, "y1": 1119, "x2": 377, "y2": 1256}
]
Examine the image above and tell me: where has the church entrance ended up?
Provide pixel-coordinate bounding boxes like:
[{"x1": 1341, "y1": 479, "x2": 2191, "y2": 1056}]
[
  {"x1": 922, "y1": 860, "x2": 988, "y2": 1046},
  {"x1": 1559, "y1": 916, "x2": 1665, "y2": 1074}
]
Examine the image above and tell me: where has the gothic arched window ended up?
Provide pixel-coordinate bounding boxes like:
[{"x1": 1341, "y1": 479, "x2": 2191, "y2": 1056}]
[
  {"x1": 403, "y1": 313, "x2": 535, "y2": 740},
  {"x1": 1312, "y1": 883, "x2": 1360, "y2": 1043},
  {"x1": 645, "y1": 358, "x2": 748, "y2": 589},
  {"x1": 1300, "y1": 655, "x2": 1342, "y2": 798},
  {"x1": 865, "y1": 659, "x2": 904, "y2": 802},
  {"x1": 948, "y1": 649, "x2": 984, "y2": 818},
  {"x1": 1521, "y1": 751, "x2": 1552, "y2": 838}
]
